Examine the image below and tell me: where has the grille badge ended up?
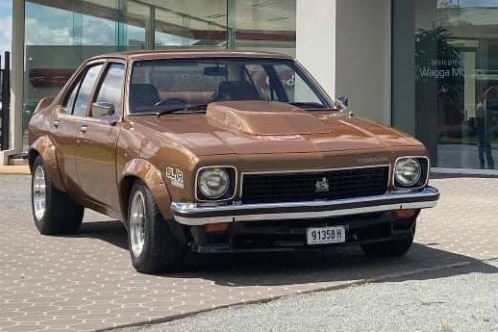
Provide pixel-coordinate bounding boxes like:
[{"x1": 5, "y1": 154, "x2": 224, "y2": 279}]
[{"x1": 315, "y1": 177, "x2": 330, "y2": 193}]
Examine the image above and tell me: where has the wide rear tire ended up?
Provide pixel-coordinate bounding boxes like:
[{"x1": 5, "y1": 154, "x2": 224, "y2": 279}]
[
  {"x1": 128, "y1": 181, "x2": 184, "y2": 274},
  {"x1": 31, "y1": 156, "x2": 84, "y2": 235}
]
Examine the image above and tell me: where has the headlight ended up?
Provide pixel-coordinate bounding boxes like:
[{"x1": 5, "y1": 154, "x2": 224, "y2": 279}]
[
  {"x1": 197, "y1": 167, "x2": 231, "y2": 199},
  {"x1": 394, "y1": 158, "x2": 421, "y2": 187}
]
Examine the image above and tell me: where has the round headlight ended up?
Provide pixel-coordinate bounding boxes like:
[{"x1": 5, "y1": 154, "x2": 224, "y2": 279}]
[
  {"x1": 394, "y1": 158, "x2": 422, "y2": 187},
  {"x1": 198, "y1": 168, "x2": 230, "y2": 199}
]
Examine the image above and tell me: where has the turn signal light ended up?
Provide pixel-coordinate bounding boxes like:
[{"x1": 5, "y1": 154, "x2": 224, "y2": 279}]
[
  {"x1": 393, "y1": 209, "x2": 418, "y2": 220},
  {"x1": 202, "y1": 223, "x2": 230, "y2": 233}
]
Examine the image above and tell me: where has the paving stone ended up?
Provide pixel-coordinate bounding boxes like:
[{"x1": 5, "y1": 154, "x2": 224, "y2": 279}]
[{"x1": 1, "y1": 175, "x2": 497, "y2": 331}]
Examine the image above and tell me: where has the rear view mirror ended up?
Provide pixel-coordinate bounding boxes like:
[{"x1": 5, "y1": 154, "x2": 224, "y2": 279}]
[
  {"x1": 92, "y1": 101, "x2": 115, "y2": 119},
  {"x1": 204, "y1": 66, "x2": 228, "y2": 76}
]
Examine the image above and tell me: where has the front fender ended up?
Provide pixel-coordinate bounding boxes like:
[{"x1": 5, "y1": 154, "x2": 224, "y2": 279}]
[
  {"x1": 29, "y1": 136, "x2": 65, "y2": 191},
  {"x1": 120, "y1": 159, "x2": 173, "y2": 221}
]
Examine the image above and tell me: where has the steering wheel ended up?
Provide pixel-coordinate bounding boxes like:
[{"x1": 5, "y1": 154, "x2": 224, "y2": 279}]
[{"x1": 154, "y1": 98, "x2": 187, "y2": 107}]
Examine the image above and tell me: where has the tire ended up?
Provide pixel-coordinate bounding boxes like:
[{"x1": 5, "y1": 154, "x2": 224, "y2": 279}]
[
  {"x1": 31, "y1": 156, "x2": 84, "y2": 235},
  {"x1": 128, "y1": 181, "x2": 184, "y2": 274},
  {"x1": 361, "y1": 221, "x2": 416, "y2": 257}
]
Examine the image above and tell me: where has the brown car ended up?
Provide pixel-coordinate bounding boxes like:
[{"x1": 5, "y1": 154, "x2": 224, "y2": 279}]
[{"x1": 28, "y1": 50, "x2": 439, "y2": 274}]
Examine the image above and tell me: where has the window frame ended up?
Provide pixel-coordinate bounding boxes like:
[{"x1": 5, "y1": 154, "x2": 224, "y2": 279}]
[
  {"x1": 91, "y1": 60, "x2": 127, "y2": 122},
  {"x1": 125, "y1": 57, "x2": 334, "y2": 116},
  {"x1": 59, "y1": 60, "x2": 106, "y2": 118}
]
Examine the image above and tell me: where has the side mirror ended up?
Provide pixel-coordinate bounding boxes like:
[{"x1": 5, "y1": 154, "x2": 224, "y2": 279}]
[
  {"x1": 92, "y1": 101, "x2": 115, "y2": 119},
  {"x1": 334, "y1": 96, "x2": 353, "y2": 117},
  {"x1": 336, "y1": 95, "x2": 348, "y2": 107}
]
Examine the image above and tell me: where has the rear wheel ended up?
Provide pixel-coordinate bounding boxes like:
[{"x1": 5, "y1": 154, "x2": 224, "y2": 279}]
[
  {"x1": 128, "y1": 181, "x2": 184, "y2": 274},
  {"x1": 31, "y1": 156, "x2": 84, "y2": 235},
  {"x1": 361, "y1": 221, "x2": 416, "y2": 257}
]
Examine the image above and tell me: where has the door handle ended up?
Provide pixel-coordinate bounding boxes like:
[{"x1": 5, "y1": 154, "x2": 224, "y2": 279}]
[
  {"x1": 53, "y1": 119, "x2": 61, "y2": 128},
  {"x1": 80, "y1": 124, "x2": 88, "y2": 133}
]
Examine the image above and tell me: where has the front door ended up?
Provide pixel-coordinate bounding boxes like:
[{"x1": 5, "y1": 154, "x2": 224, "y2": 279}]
[{"x1": 76, "y1": 62, "x2": 125, "y2": 213}]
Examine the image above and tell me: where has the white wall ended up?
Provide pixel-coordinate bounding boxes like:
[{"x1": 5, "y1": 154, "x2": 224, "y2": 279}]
[
  {"x1": 297, "y1": 0, "x2": 391, "y2": 125},
  {"x1": 296, "y1": 0, "x2": 336, "y2": 97},
  {"x1": 335, "y1": 0, "x2": 391, "y2": 124}
]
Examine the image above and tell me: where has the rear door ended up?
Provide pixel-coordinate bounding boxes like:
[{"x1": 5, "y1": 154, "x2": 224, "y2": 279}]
[
  {"x1": 50, "y1": 63, "x2": 104, "y2": 195},
  {"x1": 76, "y1": 62, "x2": 125, "y2": 212}
]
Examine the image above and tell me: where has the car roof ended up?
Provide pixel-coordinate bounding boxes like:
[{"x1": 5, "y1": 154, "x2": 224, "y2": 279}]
[{"x1": 88, "y1": 49, "x2": 294, "y2": 62}]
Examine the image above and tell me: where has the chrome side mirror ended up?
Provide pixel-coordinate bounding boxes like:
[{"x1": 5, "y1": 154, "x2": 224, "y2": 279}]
[
  {"x1": 334, "y1": 96, "x2": 353, "y2": 118},
  {"x1": 336, "y1": 95, "x2": 348, "y2": 107},
  {"x1": 92, "y1": 101, "x2": 115, "y2": 119}
]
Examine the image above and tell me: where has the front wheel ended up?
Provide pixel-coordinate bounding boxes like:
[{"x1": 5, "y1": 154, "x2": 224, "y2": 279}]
[
  {"x1": 128, "y1": 181, "x2": 184, "y2": 274},
  {"x1": 31, "y1": 156, "x2": 84, "y2": 235}
]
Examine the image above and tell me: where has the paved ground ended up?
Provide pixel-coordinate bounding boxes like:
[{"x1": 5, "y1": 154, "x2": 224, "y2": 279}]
[
  {"x1": 117, "y1": 260, "x2": 498, "y2": 332},
  {"x1": 0, "y1": 174, "x2": 497, "y2": 331}
]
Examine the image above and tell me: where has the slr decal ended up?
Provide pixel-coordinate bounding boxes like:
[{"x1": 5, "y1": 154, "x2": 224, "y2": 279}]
[{"x1": 166, "y1": 167, "x2": 184, "y2": 189}]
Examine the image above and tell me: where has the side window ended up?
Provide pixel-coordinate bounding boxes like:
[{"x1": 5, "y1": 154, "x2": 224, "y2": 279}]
[
  {"x1": 73, "y1": 64, "x2": 103, "y2": 117},
  {"x1": 94, "y1": 63, "x2": 125, "y2": 119},
  {"x1": 63, "y1": 78, "x2": 82, "y2": 114},
  {"x1": 273, "y1": 64, "x2": 322, "y2": 104}
]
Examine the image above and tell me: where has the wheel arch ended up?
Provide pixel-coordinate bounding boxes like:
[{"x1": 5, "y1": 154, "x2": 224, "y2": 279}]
[
  {"x1": 119, "y1": 159, "x2": 174, "y2": 225},
  {"x1": 28, "y1": 136, "x2": 66, "y2": 191}
]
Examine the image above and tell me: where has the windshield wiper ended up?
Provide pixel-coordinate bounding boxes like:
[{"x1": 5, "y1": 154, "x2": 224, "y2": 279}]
[
  {"x1": 288, "y1": 102, "x2": 326, "y2": 109},
  {"x1": 157, "y1": 103, "x2": 210, "y2": 117}
]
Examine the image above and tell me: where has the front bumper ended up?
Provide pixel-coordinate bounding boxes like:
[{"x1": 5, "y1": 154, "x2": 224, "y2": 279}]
[{"x1": 171, "y1": 186, "x2": 439, "y2": 226}]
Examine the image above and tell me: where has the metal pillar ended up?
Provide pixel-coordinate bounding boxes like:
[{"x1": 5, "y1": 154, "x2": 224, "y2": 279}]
[
  {"x1": 145, "y1": 6, "x2": 155, "y2": 49},
  {"x1": 1, "y1": 52, "x2": 11, "y2": 151},
  {"x1": 227, "y1": 0, "x2": 236, "y2": 49},
  {"x1": 11, "y1": 0, "x2": 25, "y2": 154},
  {"x1": 116, "y1": 0, "x2": 128, "y2": 50}
]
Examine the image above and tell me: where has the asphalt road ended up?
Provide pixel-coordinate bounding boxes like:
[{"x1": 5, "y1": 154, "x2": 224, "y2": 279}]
[{"x1": 116, "y1": 260, "x2": 498, "y2": 332}]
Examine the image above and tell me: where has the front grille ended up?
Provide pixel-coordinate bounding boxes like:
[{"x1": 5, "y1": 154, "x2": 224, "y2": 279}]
[{"x1": 241, "y1": 166, "x2": 389, "y2": 203}]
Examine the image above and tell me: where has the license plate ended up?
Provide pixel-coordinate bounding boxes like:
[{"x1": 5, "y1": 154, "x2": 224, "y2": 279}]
[{"x1": 306, "y1": 226, "x2": 346, "y2": 245}]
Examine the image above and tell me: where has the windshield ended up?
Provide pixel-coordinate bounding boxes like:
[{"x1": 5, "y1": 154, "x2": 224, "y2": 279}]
[{"x1": 128, "y1": 57, "x2": 331, "y2": 114}]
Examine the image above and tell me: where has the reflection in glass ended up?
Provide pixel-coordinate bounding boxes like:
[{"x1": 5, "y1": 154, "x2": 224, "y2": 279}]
[
  {"x1": 153, "y1": 0, "x2": 227, "y2": 48},
  {"x1": 415, "y1": 0, "x2": 498, "y2": 170},
  {"x1": 233, "y1": 0, "x2": 296, "y2": 56},
  {"x1": 22, "y1": 0, "x2": 297, "y2": 150}
]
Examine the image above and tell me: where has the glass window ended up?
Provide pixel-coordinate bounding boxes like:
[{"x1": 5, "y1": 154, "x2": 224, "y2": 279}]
[
  {"x1": 409, "y1": 0, "x2": 498, "y2": 170},
  {"x1": 232, "y1": 0, "x2": 296, "y2": 56},
  {"x1": 246, "y1": 64, "x2": 322, "y2": 104},
  {"x1": 153, "y1": 1, "x2": 227, "y2": 48},
  {"x1": 23, "y1": 0, "x2": 120, "y2": 149},
  {"x1": 94, "y1": 63, "x2": 126, "y2": 118},
  {"x1": 129, "y1": 58, "x2": 328, "y2": 113},
  {"x1": 73, "y1": 64, "x2": 103, "y2": 117},
  {"x1": 63, "y1": 79, "x2": 82, "y2": 114}
]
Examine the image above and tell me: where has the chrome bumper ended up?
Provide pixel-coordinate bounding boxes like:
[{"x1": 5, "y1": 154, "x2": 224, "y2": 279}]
[{"x1": 171, "y1": 186, "x2": 439, "y2": 226}]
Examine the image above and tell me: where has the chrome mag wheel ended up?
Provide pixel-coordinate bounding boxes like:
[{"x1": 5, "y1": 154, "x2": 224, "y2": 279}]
[
  {"x1": 130, "y1": 190, "x2": 147, "y2": 257},
  {"x1": 32, "y1": 165, "x2": 47, "y2": 220}
]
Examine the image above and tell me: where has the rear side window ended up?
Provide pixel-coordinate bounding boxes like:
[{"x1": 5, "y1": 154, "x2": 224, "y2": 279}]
[
  {"x1": 73, "y1": 64, "x2": 103, "y2": 117},
  {"x1": 63, "y1": 79, "x2": 82, "y2": 114}
]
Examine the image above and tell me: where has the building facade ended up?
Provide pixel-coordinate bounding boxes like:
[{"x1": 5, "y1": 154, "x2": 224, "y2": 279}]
[{"x1": 2, "y1": 0, "x2": 498, "y2": 175}]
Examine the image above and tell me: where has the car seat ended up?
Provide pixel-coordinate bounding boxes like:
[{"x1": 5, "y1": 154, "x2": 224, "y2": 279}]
[{"x1": 215, "y1": 81, "x2": 260, "y2": 101}]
